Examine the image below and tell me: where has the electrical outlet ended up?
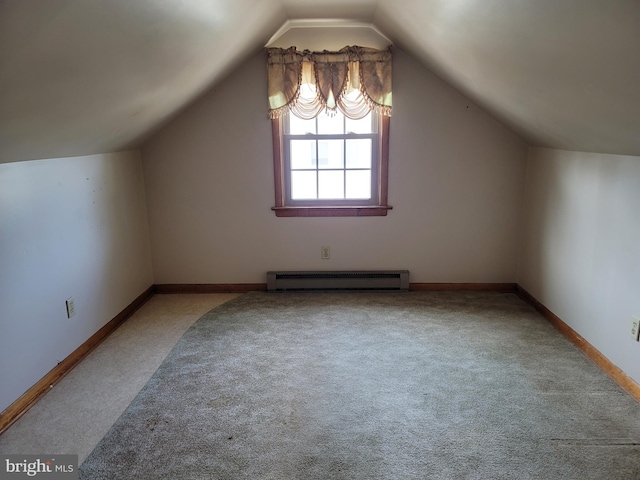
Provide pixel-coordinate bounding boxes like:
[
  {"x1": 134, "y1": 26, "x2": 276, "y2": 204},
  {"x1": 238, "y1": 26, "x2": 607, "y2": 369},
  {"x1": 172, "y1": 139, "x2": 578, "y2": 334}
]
[
  {"x1": 631, "y1": 317, "x2": 640, "y2": 341},
  {"x1": 321, "y1": 246, "x2": 330, "y2": 260},
  {"x1": 66, "y1": 297, "x2": 75, "y2": 318}
]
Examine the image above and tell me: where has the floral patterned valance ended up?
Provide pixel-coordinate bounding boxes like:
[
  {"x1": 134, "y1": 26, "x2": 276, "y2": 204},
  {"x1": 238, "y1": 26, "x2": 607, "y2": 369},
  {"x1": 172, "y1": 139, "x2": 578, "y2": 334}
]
[{"x1": 267, "y1": 45, "x2": 392, "y2": 120}]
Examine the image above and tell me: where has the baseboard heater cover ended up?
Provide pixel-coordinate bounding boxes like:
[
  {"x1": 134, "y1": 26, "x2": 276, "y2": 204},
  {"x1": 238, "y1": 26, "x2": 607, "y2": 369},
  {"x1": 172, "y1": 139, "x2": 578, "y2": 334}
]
[{"x1": 267, "y1": 270, "x2": 410, "y2": 291}]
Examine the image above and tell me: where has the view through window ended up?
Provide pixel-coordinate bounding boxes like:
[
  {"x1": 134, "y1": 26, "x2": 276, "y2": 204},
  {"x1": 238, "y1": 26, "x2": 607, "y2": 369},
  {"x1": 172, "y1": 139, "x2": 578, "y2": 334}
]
[{"x1": 285, "y1": 109, "x2": 378, "y2": 204}]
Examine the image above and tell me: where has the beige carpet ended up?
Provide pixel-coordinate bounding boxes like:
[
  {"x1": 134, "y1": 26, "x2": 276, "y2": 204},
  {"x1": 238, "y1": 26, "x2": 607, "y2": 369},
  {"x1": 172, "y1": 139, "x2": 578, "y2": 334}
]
[
  {"x1": 0, "y1": 293, "x2": 238, "y2": 463},
  {"x1": 79, "y1": 291, "x2": 640, "y2": 479}
]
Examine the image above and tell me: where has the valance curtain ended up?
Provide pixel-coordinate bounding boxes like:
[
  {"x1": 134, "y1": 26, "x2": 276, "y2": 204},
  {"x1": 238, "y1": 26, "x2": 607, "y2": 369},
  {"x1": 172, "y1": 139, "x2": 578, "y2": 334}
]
[{"x1": 267, "y1": 45, "x2": 392, "y2": 120}]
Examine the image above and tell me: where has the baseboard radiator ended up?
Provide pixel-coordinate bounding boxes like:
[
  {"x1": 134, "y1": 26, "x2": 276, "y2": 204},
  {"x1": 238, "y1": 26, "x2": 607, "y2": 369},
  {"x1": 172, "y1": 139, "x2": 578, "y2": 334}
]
[{"x1": 267, "y1": 270, "x2": 410, "y2": 292}]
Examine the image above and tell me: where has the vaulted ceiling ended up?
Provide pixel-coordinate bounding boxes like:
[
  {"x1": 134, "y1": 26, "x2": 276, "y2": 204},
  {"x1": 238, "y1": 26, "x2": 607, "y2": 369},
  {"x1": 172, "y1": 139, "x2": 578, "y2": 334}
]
[{"x1": 1, "y1": 0, "x2": 639, "y2": 164}]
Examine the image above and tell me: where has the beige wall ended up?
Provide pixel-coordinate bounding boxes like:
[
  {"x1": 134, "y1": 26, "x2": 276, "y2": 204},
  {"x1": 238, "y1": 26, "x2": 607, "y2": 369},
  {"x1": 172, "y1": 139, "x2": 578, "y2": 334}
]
[
  {"x1": 519, "y1": 147, "x2": 640, "y2": 384},
  {"x1": 142, "y1": 48, "x2": 528, "y2": 284},
  {"x1": 0, "y1": 151, "x2": 153, "y2": 412}
]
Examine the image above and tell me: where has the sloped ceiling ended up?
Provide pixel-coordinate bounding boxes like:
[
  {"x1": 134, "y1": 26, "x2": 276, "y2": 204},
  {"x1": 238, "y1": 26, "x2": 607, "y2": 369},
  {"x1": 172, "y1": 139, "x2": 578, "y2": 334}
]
[
  {"x1": 373, "y1": 0, "x2": 640, "y2": 156},
  {"x1": 0, "y1": 0, "x2": 287, "y2": 163},
  {"x1": 1, "y1": 0, "x2": 639, "y2": 164}
]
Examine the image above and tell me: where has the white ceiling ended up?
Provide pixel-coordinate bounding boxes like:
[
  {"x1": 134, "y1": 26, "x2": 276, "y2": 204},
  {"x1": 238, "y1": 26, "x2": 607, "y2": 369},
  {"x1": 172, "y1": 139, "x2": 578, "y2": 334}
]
[{"x1": 1, "y1": 0, "x2": 639, "y2": 164}]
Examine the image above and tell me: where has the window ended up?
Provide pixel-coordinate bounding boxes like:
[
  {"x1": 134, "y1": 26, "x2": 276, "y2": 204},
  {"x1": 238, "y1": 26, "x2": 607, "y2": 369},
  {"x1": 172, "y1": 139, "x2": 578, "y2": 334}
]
[
  {"x1": 272, "y1": 111, "x2": 390, "y2": 216},
  {"x1": 267, "y1": 46, "x2": 392, "y2": 217},
  {"x1": 288, "y1": 110, "x2": 375, "y2": 202},
  {"x1": 271, "y1": 106, "x2": 390, "y2": 216}
]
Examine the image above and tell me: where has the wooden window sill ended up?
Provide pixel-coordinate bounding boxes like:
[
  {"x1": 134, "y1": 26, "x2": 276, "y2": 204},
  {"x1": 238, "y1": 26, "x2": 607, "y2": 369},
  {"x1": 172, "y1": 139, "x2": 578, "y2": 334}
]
[{"x1": 272, "y1": 206, "x2": 392, "y2": 217}]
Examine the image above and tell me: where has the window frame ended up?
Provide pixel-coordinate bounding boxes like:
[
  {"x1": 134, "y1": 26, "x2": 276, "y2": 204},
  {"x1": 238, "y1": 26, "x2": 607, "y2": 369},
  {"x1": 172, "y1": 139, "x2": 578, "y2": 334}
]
[{"x1": 271, "y1": 114, "x2": 391, "y2": 217}]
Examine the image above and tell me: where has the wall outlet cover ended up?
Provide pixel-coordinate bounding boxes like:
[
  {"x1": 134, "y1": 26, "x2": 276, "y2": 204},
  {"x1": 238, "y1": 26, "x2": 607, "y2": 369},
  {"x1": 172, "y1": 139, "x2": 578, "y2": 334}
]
[
  {"x1": 631, "y1": 317, "x2": 640, "y2": 341},
  {"x1": 66, "y1": 297, "x2": 75, "y2": 318}
]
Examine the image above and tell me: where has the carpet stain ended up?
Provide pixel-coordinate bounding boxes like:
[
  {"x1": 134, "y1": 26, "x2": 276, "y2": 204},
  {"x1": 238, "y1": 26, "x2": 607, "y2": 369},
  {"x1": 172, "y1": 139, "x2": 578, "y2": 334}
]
[{"x1": 144, "y1": 416, "x2": 167, "y2": 432}]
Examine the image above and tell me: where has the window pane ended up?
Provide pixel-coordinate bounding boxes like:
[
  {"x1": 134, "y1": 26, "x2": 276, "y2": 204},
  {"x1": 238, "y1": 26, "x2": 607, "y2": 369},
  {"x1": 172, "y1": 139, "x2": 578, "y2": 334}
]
[
  {"x1": 345, "y1": 112, "x2": 373, "y2": 134},
  {"x1": 290, "y1": 140, "x2": 316, "y2": 169},
  {"x1": 291, "y1": 171, "x2": 317, "y2": 199},
  {"x1": 318, "y1": 140, "x2": 344, "y2": 169},
  {"x1": 288, "y1": 114, "x2": 316, "y2": 135},
  {"x1": 346, "y1": 170, "x2": 371, "y2": 199},
  {"x1": 346, "y1": 139, "x2": 372, "y2": 168},
  {"x1": 318, "y1": 171, "x2": 344, "y2": 199},
  {"x1": 317, "y1": 111, "x2": 344, "y2": 134}
]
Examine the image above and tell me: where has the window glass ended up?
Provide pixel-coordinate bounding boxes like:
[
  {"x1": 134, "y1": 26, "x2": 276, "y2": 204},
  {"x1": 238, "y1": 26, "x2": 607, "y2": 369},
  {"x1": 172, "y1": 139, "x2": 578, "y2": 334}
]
[
  {"x1": 289, "y1": 115, "x2": 316, "y2": 135},
  {"x1": 345, "y1": 112, "x2": 374, "y2": 134},
  {"x1": 346, "y1": 139, "x2": 372, "y2": 169},
  {"x1": 291, "y1": 171, "x2": 317, "y2": 199},
  {"x1": 346, "y1": 171, "x2": 371, "y2": 199},
  {"x1": 318, "y1": 171, "x2": 345, "y2": 199},
  {"x1": 317, "y1": 111, "x2": 344, "y2": 135},
  {"x1": 290, "y1": 140, "x2": 316, "y2": 169},
  {"x1": 318, "y1": 140, "x2": 344, "y2": 169}
]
